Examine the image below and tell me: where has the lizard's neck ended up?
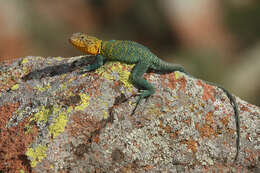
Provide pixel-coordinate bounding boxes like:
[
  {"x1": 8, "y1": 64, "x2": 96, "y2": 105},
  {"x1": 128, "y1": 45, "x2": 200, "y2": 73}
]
[
  {"x1": 100, "y1": 40, "x2": 108, "y2": 55},
  {"x1": 98, "y1": 40, "x2": 102, "y2": 55}
]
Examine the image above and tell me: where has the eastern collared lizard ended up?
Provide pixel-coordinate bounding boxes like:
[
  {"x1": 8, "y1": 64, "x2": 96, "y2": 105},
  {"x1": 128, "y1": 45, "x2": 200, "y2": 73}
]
[{"x1": 69, "y1": 32, "x2": 240, "y2": 162}]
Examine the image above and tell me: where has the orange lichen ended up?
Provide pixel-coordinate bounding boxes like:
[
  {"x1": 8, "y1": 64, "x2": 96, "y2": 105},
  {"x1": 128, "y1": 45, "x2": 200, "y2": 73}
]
[
  {"x1": 182, "y1": 117, "x2": 191, "y2": 126},
  {"x1": 176, "y1": 75, "x2": 187, "y2": 92},
  {"x1": 92, "y1": 136, "x2": 100, "y2": 144},
  {"x1": 144, "y1": 164, "x2": 153, "y2": 171},
  {"x1": 164, "y1": 125, "x2": 172, "y2": 133},
  {"x1": 0, "y1": 103, "x2": 38, "y2": 172},
  {"x1": 170, "y1": 131, "x2": 179, "y2": 140},
  {"x1": 197, "y1": 80, "x2": 216, "y2": 102},
  {"x1": 181, "y1": 138, "x2": 198, "y2": 153},
  {"x1": 219, "y1": 115, "x2": 230, "y2": 127},
  {"x1": 161, "y1": 72, "x2": 187, "y2": 93},
  {"x1": 69, "y1": 112, "x2": 100, "y2": 137},
  {"x1": 240, "y1": 105, "x2": 250, "y2": 112},
  {"x1": 164, "y1": 73, "x2": 177, "y2": 90},
  {"x1": 0, "y1": 102, "x2": 20, "y2": 127},
  {"x1": 195, "y1": 112, "x2": 217, "y2": 138},
  {"x1": 205, "y1": 112, "x2": 214, "y2": 124}
]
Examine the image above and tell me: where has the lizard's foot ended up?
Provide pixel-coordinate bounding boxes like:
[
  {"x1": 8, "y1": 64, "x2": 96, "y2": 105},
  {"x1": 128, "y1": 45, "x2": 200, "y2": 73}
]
[{"x1": 131, "y1": 90, "x2": 153, "y2": 116}]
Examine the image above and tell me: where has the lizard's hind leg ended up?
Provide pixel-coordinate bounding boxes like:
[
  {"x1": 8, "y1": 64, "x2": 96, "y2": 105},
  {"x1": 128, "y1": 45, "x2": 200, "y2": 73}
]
[
  {"x1": 152, "y1": 59, "x2": 185, "y2": 73},
  {"x1": 130, "y1": 62, "x2": 155, "y2": 115}
]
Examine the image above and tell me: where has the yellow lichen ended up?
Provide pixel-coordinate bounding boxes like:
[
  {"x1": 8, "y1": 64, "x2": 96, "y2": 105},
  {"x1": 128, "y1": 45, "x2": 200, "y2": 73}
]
[
  {"x1": 22, "y1": 66, "x2": 28, "y2": 73},
  {"x1": 56, "y1": 57, "x2": 63, "y2": 61},
  {"x1": 95, "y1": 62, "x2": 134, "y2": 91},
  {"x1": 11, "y1": 84, "x2": 19, "y2": 90},
  {"x1": 68, "y1": 78, "x2": 74, "y2": 83},
  {"x1": 75, "y1": 93, "x2": 90, "y2": 111},
  {"x1": 26, "y1": 144, "x2": 48, "y2": 167},
  {"x1": 21, "y1": 58, "x2": 28, "y2": 65},
  {"x1": 21, "y1": 58, "x2": 29, "y2": 73},
  {"x1": 28, "y1": 105, "x2": 70, "y2": 138},
  {"x1": 31, "y1": 106, "x2": 52, "y2": 123},
  {"x1": 34, "y1": 84, "x2": 51, "y2": 92},
  {"x1": 25, "y1": 106, "x2": 52, "y2": 134},
  {"x1": 174, "y1": 71, "x2": 183, "y2": 80},
  {"x1": 103, "y1": 110, "x2": 108, "y2": 119},
  {"x1": 81, "y1": 73, "x2": 88, "y2": 77},
  {"x1": 48, "y1": 110, "x2": 68, "y2": 138},
  {"x1": 67, "y1": 106, "x2": 73, "y2": 113}
]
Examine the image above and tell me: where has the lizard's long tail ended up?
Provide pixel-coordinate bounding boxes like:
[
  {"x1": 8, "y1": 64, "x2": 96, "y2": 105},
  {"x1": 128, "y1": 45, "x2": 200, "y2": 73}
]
[
  {"x1": 182, "y1": 71, "x2": 240, "y2": 162},
  {"x1": 212, "y1": 83, "x2": 240, "y2": 162}
]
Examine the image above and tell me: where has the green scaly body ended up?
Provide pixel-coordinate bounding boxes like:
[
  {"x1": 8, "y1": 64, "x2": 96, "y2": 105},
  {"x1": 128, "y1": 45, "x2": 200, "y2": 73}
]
[{"x1": 69, "y1": 33, "x2": 240, "y2": 162}]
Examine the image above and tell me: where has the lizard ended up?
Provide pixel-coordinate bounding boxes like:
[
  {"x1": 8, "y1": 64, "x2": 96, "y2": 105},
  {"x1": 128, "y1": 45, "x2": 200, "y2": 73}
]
[{"x1": 69, "y1": 32, "x2": 240, "y2": 162}]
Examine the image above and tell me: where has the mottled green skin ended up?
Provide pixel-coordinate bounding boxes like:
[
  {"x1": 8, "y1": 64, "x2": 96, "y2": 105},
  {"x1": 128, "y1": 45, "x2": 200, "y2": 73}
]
[{"x1": 81, "y1": 39, "x2": 240, "y2": 162}]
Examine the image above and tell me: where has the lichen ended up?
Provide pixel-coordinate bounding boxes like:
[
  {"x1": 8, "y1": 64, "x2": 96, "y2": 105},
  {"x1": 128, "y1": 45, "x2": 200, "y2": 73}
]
[
  {"x1": 74, "y1": 93, "x2": 90, "y2": 111},
  {"x1": 26, "y1": 144, "x2": 48, "y2": 167},
  {"x1": 48, "y1": 109, "x2": 68, "y2": 138},
  {"x1": 174, "y1": 71, "x2": 183, "y2": 80},
  {"x1": 95, "y1": 61, "x2": 134, "y2": 91},
  {"x1": 28, "y1": 105, "x2": 70, "y2": 138},
  {"x1": 21, "y1": 58, "x2": 28, "y2": 65},
  {"x1": 11, "y1": 84, "x2": 19, "y2": 90},
  {"x1": 34, "y1": 84, "x2": 51, "y2": 92},
  {"x1": 103, "y1": 110, "x2": 108, "y2": 119},
  {"x1": 31, "y1": 106, "x2": 52, "y2": 123}
]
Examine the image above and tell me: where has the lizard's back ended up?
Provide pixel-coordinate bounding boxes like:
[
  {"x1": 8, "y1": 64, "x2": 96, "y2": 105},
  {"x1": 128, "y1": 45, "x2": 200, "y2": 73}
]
[{"x1": 101, "y1": 40, "x2": 156, "y2": 64}]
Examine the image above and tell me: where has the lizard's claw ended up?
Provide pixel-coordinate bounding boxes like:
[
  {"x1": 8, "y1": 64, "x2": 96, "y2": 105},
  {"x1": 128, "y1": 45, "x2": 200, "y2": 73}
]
[
  {"x1": 136, "y1": 90, "x2": 145, "y2": 95},
  {"x1": 130, "y1": 94, "x2": 148, "y2": 116},
  {"x1": 78, "y1": 68, "x2": 89, "y2": 74}
]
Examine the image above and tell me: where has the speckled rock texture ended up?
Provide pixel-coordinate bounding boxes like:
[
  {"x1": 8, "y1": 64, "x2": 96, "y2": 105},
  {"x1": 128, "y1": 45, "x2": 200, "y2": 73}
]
[{"x1": 0, "y1": 56, "x2": 259, "y2": 173}]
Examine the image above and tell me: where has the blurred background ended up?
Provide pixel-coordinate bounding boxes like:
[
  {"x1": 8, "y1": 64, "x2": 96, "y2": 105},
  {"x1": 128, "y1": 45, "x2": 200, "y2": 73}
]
[{"x1": 0, "y1": 0, "x2": 259, "y2": 105}]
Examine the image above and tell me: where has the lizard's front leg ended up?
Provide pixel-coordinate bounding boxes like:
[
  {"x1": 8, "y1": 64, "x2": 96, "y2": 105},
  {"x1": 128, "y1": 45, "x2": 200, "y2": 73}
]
[
  {"x1": 81, "y1": 55, "x2": 104, "y2": 72},
  {"x1": 130, "y1": 62, "x2": 155, "y2": 114}
]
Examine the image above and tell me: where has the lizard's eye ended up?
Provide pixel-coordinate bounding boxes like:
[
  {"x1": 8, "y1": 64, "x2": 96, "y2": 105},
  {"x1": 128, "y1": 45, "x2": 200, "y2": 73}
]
[{"x1": 80, "y1": 36, "x2": 84, "y2": 39}]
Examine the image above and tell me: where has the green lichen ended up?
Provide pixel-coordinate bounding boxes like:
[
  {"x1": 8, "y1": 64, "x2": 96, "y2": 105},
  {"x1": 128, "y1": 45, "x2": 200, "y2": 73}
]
[
  {"x1": 75, "y1": 93, "x2": 90, "y2": 111},
  {"x1": 95, "y1": 62, "x2": 134, "y2": 91},
  {"x1": 26, "y1": 144, "x2": 48, "y2": 167}
]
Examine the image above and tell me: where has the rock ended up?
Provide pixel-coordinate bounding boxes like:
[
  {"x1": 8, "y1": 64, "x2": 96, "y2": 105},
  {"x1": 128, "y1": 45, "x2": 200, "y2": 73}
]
[{"x1": 0, "y1": 56, "x2": 259, "y2": 173}]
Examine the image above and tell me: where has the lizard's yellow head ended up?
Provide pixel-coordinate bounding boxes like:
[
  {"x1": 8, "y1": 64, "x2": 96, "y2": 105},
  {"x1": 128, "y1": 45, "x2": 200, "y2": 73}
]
[{"x1": 69, "y1": 32, "x2": 102, "y2": 55}]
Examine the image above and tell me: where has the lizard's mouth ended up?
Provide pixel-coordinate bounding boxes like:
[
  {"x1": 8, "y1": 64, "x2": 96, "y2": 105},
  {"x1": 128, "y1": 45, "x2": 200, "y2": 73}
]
[
  {"x1": 69, "y1": 37, "x2": 87, "y2": 53},
  {"x1": 69, "y1": 37, "x2": 81, "y2": 47}
]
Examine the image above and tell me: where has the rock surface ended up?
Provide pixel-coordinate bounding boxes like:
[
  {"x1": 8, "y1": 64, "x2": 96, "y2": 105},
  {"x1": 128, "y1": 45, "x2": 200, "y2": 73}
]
[{"x1": 0, "y1": 56, "x2": 259, "y2": 173}]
